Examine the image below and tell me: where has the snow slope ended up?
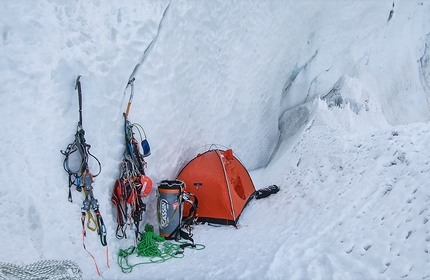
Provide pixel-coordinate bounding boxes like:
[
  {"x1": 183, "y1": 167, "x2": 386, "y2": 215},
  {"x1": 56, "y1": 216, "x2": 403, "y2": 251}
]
[{"x1": 0, "y1": 0, "x2": 430, "y2": 279}]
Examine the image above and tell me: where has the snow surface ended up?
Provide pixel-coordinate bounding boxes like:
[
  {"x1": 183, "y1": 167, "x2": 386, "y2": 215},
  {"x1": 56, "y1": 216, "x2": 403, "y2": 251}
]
[{"x1": 1, "y1": 0, "x2": 430, "y2": 279}]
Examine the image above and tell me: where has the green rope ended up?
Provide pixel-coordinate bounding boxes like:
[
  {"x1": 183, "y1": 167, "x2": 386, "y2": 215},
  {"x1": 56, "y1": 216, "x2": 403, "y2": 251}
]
[{"x1": 117, "y1": 224, "x2": 205, "y2": 273}]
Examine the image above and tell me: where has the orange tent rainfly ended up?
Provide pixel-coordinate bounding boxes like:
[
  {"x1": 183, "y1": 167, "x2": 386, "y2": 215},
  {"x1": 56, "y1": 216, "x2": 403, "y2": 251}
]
[{"x1": 177, "y1": 149, "x2": 256, "y2": 226}]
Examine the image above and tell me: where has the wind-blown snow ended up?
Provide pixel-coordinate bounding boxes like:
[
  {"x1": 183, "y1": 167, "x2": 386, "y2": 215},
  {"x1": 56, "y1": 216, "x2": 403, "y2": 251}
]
[{"x1": 1, "y1": 0, "x2": 430, "y2": 279}]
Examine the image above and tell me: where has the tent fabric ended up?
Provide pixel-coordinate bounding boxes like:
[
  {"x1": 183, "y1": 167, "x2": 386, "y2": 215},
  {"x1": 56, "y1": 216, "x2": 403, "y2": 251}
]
[{"x1": 176, "y1": 149, "x2": 256, "y2": 226}]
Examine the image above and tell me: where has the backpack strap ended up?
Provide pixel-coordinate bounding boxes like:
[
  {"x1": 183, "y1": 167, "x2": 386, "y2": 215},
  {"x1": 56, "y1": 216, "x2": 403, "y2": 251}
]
[
  {"x1": 167, "y1": 192, "x2": 198, "y2": 248},
  {"x1": 182, "y1": 192, "x2": 198, "y2": 228}
]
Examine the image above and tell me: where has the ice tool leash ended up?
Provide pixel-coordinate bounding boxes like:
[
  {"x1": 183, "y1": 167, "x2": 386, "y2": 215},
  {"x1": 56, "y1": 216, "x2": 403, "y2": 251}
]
[
  {"x1": 61, "y1": 76, "x2": 109, "y2": 276},
  {"x1": 111, "y1": 78, "x2": 153, "y2": 245}
]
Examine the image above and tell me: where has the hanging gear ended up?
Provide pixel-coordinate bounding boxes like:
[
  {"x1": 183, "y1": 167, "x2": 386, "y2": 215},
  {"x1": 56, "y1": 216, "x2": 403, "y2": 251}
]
[
  {"x1": 157, "y1": 180, "x2": 198, "y2": 248},
  {"x1": 60, "y1": 76, "x2": 109, "y2": 276},
  {"x1": 112, "y1": 78, "x2": 152, "y2": 244}
]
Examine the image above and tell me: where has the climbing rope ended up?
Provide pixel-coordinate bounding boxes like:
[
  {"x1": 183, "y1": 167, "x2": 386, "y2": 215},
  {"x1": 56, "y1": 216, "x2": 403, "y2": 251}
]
[
  {"x1": 0, "y1": 260, "x2": 82, "y2": 280},
  {"x1": 117, "y1": 224, "x2": 205, "y2": 273}
]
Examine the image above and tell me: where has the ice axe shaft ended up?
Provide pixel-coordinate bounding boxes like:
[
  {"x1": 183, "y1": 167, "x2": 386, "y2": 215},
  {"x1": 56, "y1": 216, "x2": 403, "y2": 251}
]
[
  {"x1": 125, "y1": 78, "x2": 135, "y2": 117},
  {"x1": 75, "y1": 75, "x2": 83, "y2": 127}
]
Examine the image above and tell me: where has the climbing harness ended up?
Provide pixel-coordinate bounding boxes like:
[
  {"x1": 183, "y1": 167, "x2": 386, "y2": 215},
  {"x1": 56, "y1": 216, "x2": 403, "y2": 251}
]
[
  {"x1": 60, "y1": 76, "x2": 109, "y2": 276},
  {"x1": 117, "y1": 224, "x2": 204, "y2": 273},
  {"x1": 0, "y1": 260, "x2": 82, "y2": 280},
  {"x1": 112, "y1": 78, "x2": 152, "y2": 244}
]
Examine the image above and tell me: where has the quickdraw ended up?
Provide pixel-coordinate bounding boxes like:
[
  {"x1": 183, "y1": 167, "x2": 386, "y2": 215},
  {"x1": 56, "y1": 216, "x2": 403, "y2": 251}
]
[{"x1": 61, "y1": 76, "x2": 109, "y2": 276}]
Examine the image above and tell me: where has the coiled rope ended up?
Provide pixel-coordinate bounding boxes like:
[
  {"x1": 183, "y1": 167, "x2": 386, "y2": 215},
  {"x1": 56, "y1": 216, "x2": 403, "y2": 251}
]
[
  {"x1": 117, "y1": 224, "x2": 204, "y2": 273},
  {"x1": 0, "y1": 260, "x2": 82, "y2": 280}
]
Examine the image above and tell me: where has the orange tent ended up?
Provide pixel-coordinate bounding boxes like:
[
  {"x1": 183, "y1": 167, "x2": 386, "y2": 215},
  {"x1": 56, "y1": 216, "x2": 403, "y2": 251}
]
[{"x1": 177, "y1": 149, "x2": 256, "y2": 226}]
